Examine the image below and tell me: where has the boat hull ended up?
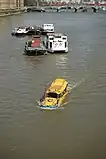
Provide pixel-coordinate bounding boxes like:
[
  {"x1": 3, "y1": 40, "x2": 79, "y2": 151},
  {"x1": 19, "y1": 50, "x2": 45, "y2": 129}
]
[
  {"x1": 36, "y1": 105, "x2": 60, "y2": 110},
  {"x1": 25, "y1": 49, "x2": 47, "y2": 56},
  {"x1": 47, "y1": 50, "x2": 68, "y2": 54},
  {"x1": 11, "y1": 32, "x2": 26, "y2": 36},
  {"x1": 11, "y1": 30, "x2": 41, "y2": 36},
  {"x1": 41, "y1": 31, "x2": 54, "y2": 35},
  {"x1": 24, "y1": 44, "x2": 48, "y2": 56},
  {"x1": 36, "y1": 101, "x2": 61, "y2": 110},
  {"x1": 36, "y1": 89, "x2": 70, "y2": 110},
  {"x1": 26, "y1": 30, "x2": 41, "y2": 36}
]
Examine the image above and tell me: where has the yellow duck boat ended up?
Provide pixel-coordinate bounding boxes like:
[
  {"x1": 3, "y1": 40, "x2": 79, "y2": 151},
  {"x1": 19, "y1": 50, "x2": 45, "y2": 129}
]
[{"x1": 36, "y1": 78, "x2": 70, "y2": 110}]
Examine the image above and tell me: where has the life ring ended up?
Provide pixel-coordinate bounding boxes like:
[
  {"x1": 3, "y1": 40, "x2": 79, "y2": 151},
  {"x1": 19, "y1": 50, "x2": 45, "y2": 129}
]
[
  {"x1": 55, "y1": 43, "x2": 58, "y2": 46},
  {"x1": 48, "y1": 99, "x2": 53, "y2": 102}
]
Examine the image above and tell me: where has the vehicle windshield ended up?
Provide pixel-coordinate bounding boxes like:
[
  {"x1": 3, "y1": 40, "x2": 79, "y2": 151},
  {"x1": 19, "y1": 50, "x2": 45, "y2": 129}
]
[{"x1": 47, "y1": 92, "x2": 58, "y2": 98}]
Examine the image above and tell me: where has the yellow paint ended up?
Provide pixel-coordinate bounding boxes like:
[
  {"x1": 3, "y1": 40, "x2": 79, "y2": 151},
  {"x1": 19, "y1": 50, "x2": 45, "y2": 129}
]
[
  {"x1": 41, "y1": 78, "x2": 70, "y2": 107},
  {"x1": 47, "y1": 78, "x2": 68, "y2": 94}
]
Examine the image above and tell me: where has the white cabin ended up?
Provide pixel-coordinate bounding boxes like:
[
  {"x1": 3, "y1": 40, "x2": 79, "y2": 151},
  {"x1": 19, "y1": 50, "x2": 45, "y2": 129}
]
[
  {"x1": 12, "y1": 26, "x2": 29, "y2": 34},
  {"x1": 42, "y1": 24, "x2": 54, "y2": 33},
  {"x1": 44, "y1": 33, "x2": 68, "y2": 53}
]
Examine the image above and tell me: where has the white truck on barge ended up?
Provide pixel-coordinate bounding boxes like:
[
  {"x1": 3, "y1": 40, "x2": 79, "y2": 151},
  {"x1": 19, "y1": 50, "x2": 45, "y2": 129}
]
[{"x1": 44, "y1": 33, "x2": 68, "y2": 53}]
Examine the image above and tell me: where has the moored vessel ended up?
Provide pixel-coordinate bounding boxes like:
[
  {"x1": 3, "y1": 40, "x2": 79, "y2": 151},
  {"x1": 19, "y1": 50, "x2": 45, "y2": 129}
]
[
  {"x1": 41, "y1": 24, "x2": 54, "y2": 35},
  {"x1": 24, "y1": 35, "x2": 47, "y2": 56}
]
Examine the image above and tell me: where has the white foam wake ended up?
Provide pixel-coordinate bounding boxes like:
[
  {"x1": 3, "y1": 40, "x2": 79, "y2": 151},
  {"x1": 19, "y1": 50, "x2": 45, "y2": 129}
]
[{"x1": 69, "y1": 77, "x2": 86, "y2": 90}]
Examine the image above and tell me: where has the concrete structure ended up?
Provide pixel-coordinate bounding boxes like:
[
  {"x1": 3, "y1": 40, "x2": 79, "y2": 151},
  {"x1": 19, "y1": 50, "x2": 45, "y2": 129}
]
[
  {"x1": 0, "y1": 0, "x2": 24, "y2": 9},
  {"x1": 0, "y1": 0, "x2": 9, "y2": 9},
  {"x1": 24, "y1": 0, "x2": 40, "y2": 6}
]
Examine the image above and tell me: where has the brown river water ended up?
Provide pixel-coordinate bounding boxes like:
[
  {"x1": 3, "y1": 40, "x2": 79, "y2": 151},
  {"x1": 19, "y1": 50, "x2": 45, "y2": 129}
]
[{"x1": 0, "y1": 12, "x2": 106, "y2": 159}]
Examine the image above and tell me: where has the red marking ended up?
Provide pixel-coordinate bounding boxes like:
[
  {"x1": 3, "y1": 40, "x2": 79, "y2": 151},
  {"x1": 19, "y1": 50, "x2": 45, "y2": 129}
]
[{"x1": 31, "y1": 39, "x2": 40, "y2": 47}]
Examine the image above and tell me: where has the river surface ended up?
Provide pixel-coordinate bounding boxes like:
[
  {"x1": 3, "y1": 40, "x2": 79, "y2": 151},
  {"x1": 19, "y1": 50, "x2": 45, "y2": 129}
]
[{"x1": 0, "y1": 12, "x2": 106, "y2": 159}]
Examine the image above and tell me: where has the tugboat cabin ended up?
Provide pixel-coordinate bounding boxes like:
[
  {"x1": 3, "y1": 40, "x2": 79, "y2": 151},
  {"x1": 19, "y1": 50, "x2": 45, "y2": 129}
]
[
  {"x1": 42, "y1": 24, "x2": 54, "y2": 33},
  {"x1": 27, "y1": 36, "x2": 41, "y2": 48}
]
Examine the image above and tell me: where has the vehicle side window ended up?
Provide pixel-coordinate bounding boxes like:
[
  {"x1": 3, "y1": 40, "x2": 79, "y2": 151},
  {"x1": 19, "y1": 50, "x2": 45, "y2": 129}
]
[
  {"x1": 60, "y1": 92, "x2": 64, "y2": 97},
  {"x1": 63, "y1": 84, "x2": 68, "y2": 94}
]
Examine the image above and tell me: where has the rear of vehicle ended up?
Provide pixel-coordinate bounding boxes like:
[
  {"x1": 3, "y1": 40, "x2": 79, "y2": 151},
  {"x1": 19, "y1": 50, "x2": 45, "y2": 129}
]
[
  {"x1": 47, "y1": 34, "x2": 68, "y2": 53},
  {"x1": 52, "y1": 40, "x2": 68, "y2": 52},
  {"x1": 39, "y1": 92, "x2": 59, "y2": 110}
]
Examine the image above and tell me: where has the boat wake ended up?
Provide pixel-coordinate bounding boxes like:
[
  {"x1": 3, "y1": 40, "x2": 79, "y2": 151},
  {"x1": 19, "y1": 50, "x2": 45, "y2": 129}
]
[
  {"x1": 68, "y1": 77, "x2": 86, "y2": 91},
  {"x1": 61, "y1": 77, "x2": 87, "y2": 108}
]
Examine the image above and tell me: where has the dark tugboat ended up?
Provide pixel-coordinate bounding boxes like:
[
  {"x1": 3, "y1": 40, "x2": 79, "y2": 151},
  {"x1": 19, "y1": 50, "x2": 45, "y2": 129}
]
[
  {"x1": 40, "y1": 24, "x2": 54, "y2": 35},
  {"x1": 26, "y1": 26, "x2": 42, "y2": 35},
  {"x1": 24, "y1": 35, "x2": 47, "y2": 56}
]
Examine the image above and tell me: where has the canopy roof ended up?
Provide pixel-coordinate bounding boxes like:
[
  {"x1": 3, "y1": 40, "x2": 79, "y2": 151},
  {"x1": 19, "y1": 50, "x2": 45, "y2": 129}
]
[{"x1": 47, "y1": 78, "x2": 68, "y2": 94}]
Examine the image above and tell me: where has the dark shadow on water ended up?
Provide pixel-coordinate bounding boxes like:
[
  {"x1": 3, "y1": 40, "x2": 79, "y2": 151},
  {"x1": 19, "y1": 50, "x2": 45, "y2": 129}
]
[{"x1": 23, "y1": 54, "x2": 47, "y2": 68}]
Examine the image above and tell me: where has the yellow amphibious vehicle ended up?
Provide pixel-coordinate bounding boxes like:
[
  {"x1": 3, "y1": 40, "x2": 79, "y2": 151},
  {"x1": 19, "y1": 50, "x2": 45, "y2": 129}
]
[{"x1": 36, "y1": 78, "x2": 70, "y2": 110}]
